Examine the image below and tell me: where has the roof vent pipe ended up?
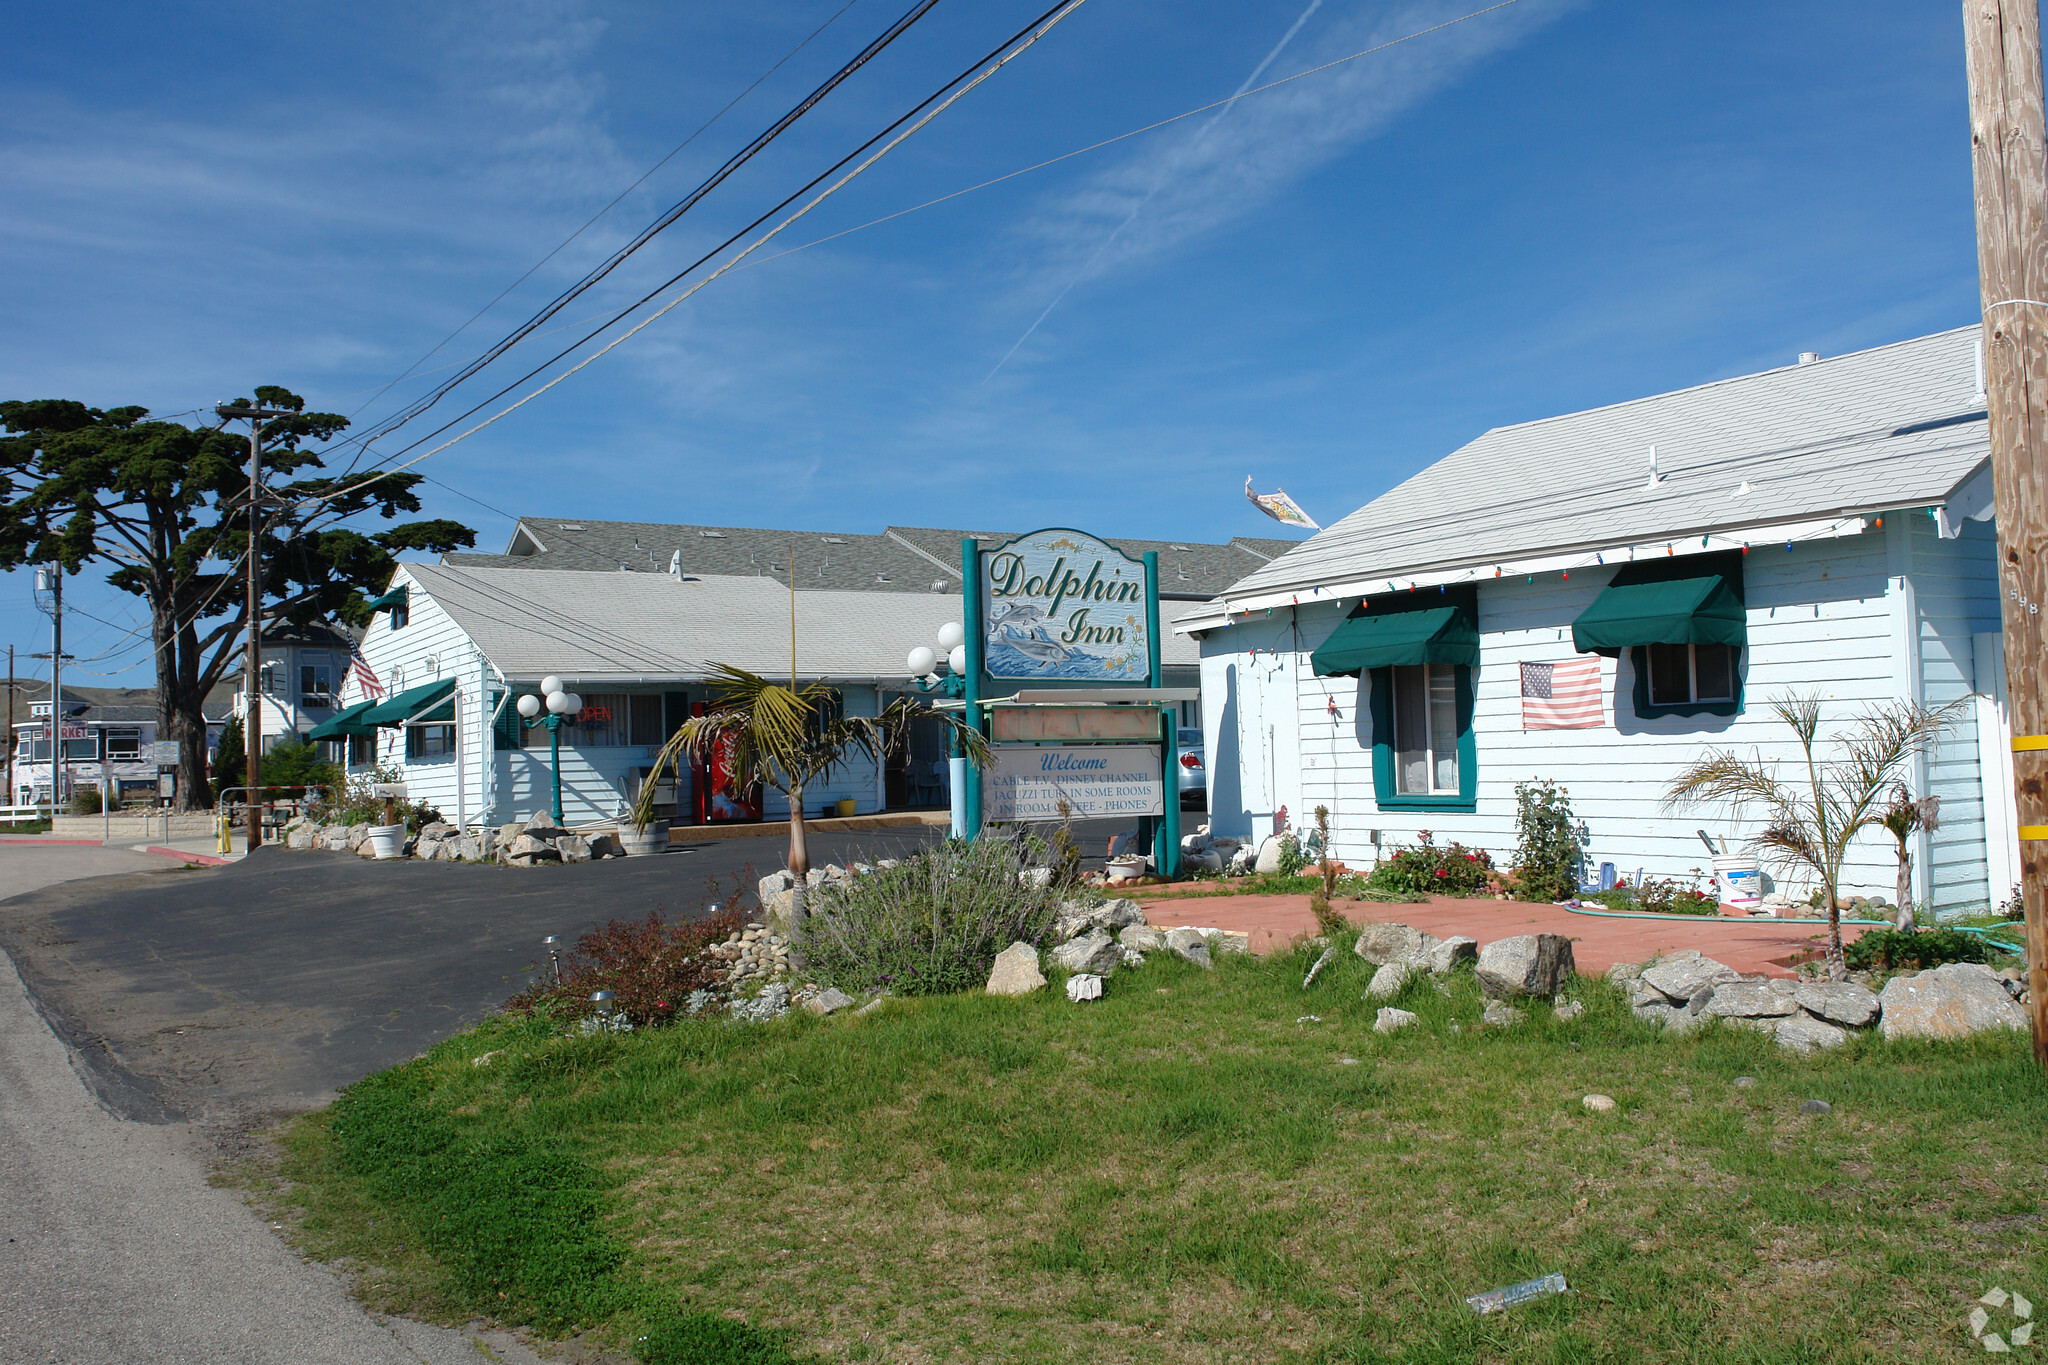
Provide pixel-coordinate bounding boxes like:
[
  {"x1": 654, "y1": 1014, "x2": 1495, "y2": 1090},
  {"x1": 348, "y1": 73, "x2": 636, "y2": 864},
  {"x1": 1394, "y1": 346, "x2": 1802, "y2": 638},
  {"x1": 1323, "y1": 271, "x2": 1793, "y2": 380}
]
[
  {"x1": 1797, "y1": 352, "x2": 1821, "y2": 365},
  {"x1": 1645, "y1": 444, "x2": 1664, "y2": 489}
]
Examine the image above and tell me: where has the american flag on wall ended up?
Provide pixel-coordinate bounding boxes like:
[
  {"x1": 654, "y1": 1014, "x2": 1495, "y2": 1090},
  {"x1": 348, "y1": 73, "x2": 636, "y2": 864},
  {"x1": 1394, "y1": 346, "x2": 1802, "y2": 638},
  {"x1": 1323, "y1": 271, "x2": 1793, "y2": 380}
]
[
  {"x1": 350, "y1": 642, "x2": 386, "y2": 700},
  {"x1": 1520, "y1": 659, "x2": 1603, "y2": 730}
]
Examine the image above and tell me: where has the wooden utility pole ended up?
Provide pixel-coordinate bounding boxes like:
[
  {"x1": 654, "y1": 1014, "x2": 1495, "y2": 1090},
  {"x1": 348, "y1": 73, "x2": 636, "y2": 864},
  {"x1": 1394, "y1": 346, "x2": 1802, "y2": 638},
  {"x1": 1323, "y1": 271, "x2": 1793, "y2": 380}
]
[
  {"x1": 1963, "y1": 0, "x2": 2048, "y2": 1068},
  {"x1": 215, "y1": 403, "x2": 295, "y2": 852}
]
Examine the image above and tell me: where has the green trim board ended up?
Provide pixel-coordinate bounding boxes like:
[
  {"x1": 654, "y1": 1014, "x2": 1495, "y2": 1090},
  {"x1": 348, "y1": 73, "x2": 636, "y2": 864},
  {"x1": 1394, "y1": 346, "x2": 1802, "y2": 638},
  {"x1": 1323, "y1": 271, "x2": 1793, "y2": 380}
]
[
  {"x1": 360, "y1": 678, "x2": 454, "y2": 726},
  {"x1": 1365, "y1": 664, "x2": 1477, "y2": 812},
  {"x1": 1571, "y1": 550, "x2": 1746, "y2": 656},
  {"x1": 364, "y1": 586, "x2": 409, "y2": 612},
  {"x1": 307, "y1": 699, "x2": 379, "y2": 740}
]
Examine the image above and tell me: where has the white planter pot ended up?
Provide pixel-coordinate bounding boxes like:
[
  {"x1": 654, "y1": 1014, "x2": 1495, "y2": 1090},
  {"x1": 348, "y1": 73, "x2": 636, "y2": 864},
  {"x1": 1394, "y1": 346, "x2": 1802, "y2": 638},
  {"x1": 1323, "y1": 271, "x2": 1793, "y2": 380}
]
[
  {"x1": 366, "y1": 823, "x2": 409, "y2": 860},
  {"x1": 619, "y1": 822, "x2": 669, "y2": 856}
]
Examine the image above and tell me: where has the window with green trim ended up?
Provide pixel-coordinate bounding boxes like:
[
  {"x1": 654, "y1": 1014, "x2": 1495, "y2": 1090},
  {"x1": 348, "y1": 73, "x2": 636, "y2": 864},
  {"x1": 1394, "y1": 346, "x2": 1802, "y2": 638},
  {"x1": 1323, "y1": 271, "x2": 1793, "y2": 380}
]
[
  {"x1": 1629, "y1": 644, "x2": 1743, "y2": 719},
  {"x1": 1367, "y1": 662, "x2": 1477, "y2": 812}
]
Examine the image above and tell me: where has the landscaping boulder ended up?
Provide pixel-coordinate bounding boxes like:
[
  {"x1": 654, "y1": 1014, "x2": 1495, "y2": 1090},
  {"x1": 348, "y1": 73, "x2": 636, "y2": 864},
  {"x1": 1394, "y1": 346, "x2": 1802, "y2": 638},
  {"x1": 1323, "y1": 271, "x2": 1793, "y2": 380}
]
[
  {"x1": 1774, "y1": 1015, "x2": 1849, "y2": 1053},
  {"x1": 1053, "y1": 898, "x2": 1147, "y2": 942},
  {"x1": 1426, "y1": 935, "x2": 1479, "y2": 974},
  {"x1": 1254, "y1": 835, "x2": 1286, "y2": 874},
  {"x1": 1605, "y1": 961, "x2": 1643, "y2": 986},
  {"x1": 804, "y1": 987, "x2": 855, "y2": 1016},
  {"x1": 523, "y1": 810, "x2": 563, "y2": 836},
  {"x1": 557, "y1": 835, "x2": 593, "y2": 864},
  {"x1": 1353, "y1": 922, "x2": 1440, "y2": 967},
  {"x1": 758, "y1": 870, "x2": 795, "y2": 902},
  {"x1": 1639, "y1": 950, "x2": 1743, "y2": 1004},
  {"x1": 1366, "y1": 961, "x2": 1411, "y2": 1001},
  {"x1": 1051, "y1": 930, "x2": 1121, "y2": 976},
  {"x1": 1553, "y1": 999, "x2": 1585, "y2": 1022},
  {"x1": 508, "y1": 833, "x2": 558, "y2": 864},
  {"x1": 1793, "y1": 980, "x2": 1881, "y2": 1029},
  {"x1": 1698, "y1": 982, "x2": 1798, "y2": 1020},
  {"x1": 1164, "y1": 928, "x2": 1213, "y2": 969},
  {"x1": 1476, "y1": 934, "x2": 1575, "y2": 999},
  {"x1": 1119, "y1": 925, "x2": 1166, "y2": 953},
  {"x1": 1878, "y1": 963, "x2": 2027, "y2": 1041},
  {"x1": 1066, "y1": 973, "x2": 1104, "y2": 1003},
  {"x1": 1582, "y1": 1094, "x2": 1616, "y2": 1113},
  {"x1": 1373, "y1": 1006, "x2": 1418, "y2": 1034},
  {"x1": 986, "y1": 943, "x2": 1047, "y2": 996},
  {"x1": 1206, "y1": 929, "x2": 1251, "y2": 957}
]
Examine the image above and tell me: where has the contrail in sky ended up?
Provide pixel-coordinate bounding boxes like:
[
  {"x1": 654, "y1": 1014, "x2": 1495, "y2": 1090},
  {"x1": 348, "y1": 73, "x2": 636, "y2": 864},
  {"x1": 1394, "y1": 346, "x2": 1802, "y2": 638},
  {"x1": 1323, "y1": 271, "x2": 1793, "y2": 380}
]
[{"x1": 983, "y1": 0, "x2": 1327, "y2": 384}]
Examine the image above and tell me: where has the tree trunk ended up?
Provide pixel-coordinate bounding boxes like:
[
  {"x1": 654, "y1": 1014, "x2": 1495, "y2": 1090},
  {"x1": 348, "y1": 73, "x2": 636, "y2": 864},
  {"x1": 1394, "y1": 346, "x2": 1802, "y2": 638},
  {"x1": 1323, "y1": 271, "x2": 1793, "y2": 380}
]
[
  {"x1": 1895, "y1": 842, "x2": 1917, "y2": 933},
  {"x1": 1825, "y1": 875, "x2": 1847, "y2": 981},
  {"x1": 786, "y1": 787, "x2": 811, "y2": 966}
]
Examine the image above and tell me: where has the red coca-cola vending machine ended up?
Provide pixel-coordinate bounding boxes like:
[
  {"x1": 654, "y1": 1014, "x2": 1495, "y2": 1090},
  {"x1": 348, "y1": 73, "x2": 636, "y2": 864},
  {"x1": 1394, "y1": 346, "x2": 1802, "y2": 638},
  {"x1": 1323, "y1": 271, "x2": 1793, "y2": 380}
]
[{"x1": 691, "y1": 701, "x2": 763, "y2": 824}]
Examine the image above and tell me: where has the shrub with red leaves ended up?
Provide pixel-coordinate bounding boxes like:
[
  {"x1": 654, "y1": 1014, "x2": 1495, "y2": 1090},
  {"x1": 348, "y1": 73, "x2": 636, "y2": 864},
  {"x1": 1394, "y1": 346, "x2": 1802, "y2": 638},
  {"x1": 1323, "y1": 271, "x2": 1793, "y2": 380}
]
[{"x1": 505, "y1": 907, "x2": 746, "y2": 1027}]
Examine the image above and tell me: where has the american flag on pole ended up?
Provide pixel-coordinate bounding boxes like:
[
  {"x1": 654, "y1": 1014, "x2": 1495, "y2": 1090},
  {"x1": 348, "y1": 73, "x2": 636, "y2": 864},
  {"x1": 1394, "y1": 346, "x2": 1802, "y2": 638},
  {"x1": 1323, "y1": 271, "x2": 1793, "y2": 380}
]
[
  {"x1": 1520, "y1": 659, "x2": 1603, "y2": 730},
  {"x1": 350, "y1": 641, "x2": 385, "y2": 700}
]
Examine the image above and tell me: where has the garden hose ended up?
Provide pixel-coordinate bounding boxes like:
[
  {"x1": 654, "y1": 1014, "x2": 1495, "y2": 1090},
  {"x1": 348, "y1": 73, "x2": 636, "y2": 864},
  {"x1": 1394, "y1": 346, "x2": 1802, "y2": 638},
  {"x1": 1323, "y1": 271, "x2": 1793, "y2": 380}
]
[{"x1": 1559, "y1": 902, "x2": 1889, "y2": 927}]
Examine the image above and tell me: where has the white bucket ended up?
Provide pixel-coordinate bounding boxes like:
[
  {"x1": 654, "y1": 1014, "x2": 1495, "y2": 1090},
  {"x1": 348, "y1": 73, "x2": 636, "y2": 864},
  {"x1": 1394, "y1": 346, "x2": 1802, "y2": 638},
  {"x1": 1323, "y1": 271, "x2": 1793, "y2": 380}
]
[
  {"x1": 366, "y1": 822, "x2": 409, "y2": 860},
  {"x1": 1713, "y1": 854, "x2": 1762, "y2": 908}
]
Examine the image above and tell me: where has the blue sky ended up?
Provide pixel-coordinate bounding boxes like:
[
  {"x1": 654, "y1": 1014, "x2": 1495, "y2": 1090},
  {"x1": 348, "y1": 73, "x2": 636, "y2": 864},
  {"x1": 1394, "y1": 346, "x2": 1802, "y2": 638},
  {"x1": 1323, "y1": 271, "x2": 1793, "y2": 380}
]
[{"x1": 2, "y1": 0, "x2": 1980, "y2": 687}]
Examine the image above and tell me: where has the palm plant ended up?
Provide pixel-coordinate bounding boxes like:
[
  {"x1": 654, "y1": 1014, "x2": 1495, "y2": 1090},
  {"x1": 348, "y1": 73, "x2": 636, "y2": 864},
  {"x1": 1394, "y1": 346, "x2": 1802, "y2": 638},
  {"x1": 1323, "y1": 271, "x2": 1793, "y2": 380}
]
[
  {"x1": 1879, "y1": 783, "x2": 1941, "y2": 933},
  {"x1": 1662, "y1": 692, "x2": 1961, "y2": 977},
  {"x1": 633, "y1": 663, "x2": 988, "y2": 953}
]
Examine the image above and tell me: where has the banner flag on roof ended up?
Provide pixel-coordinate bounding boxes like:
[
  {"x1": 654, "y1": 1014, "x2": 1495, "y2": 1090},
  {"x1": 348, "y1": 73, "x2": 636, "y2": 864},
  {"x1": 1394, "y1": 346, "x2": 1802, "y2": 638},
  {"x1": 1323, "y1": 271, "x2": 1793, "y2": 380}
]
[
  {"x1": 1245, "y1": 478, "x2": 1319, "y2": 530},
  {"x1": 1520, "y1": 659, "x2": 1603, "y2": 730}
]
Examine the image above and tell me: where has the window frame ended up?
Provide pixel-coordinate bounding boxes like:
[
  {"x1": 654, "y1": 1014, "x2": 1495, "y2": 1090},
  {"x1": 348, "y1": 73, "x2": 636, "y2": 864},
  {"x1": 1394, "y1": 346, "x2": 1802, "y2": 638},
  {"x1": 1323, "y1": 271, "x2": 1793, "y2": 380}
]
[
  {"x1": 405, "y1": 723, "x2": 457, "y2": 761},
  {"x1": 1366, "y1": 662, "x2": 1477, "y2": 813},
  {"x1": 1630, "y1": 643, "x2": 1743, "y2": 719},
  {"x1": 300, "y1": 660, "x2": 334, "y2": 709}
]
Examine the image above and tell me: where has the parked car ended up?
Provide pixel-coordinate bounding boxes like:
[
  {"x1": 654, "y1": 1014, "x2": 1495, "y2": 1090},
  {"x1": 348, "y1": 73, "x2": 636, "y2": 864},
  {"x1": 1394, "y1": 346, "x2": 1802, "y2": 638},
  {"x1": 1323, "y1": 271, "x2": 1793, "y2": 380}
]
[{"x1": 1176, "y1": 727, "x2": 1205, "y2": 808}]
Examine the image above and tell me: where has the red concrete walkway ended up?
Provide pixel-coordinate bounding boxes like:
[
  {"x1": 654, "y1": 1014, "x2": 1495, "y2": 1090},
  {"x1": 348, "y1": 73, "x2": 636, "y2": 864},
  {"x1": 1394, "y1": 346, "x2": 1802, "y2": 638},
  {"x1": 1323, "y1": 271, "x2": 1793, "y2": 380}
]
[{"x1": 1135, "y1": 892, "x2": 1872, "y2": 978}]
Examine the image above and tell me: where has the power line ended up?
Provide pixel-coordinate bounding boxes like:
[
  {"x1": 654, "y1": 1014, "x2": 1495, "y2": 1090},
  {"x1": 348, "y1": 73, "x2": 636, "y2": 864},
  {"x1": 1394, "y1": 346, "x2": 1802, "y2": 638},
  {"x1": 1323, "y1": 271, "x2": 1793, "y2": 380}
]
[
  {"x1": 337, "y1": 0, "x2": 946, "y2": 468},
  {"x1": 340, "y1": 0, "x2": 865, "y2": 441},
  {"x1": 318, "y1": 0, "x2": 1093, "y2": 509}
]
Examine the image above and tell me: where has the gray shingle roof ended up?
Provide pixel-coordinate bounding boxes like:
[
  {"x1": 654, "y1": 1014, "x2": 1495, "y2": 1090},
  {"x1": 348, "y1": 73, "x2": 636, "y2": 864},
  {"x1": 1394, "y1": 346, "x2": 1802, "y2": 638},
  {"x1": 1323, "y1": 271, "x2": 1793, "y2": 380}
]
[
  {"x1": 1217, "y1": 327, "x2": 1990, "y2": 602},
  {"x1": 401, "y1": 564, "x2": 1200, "y2": 683},
  {"x1": 446, "y1": 520, "x2": 1303, "y2": 602}
]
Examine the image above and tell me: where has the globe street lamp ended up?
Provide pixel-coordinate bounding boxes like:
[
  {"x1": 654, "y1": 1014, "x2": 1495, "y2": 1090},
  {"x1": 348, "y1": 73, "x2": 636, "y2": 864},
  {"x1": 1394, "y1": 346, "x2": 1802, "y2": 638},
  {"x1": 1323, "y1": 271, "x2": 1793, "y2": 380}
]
[
  {"x1": 517, "y1": 675, "x2": 583, "y2": 822},
  {"x1": 907, "y1": 622, "x2": 969, "y2": 836}
]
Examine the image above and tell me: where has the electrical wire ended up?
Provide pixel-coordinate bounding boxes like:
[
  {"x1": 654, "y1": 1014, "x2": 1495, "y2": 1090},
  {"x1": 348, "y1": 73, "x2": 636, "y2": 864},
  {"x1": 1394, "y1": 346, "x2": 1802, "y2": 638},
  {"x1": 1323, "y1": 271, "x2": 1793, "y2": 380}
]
[
  {"x1": 315, "y1": 0, "x2": 1090, "y2": 512},
  {"x1": 342, "y1": 0, "x2": 868, "y2": 438},
  {"x1": 306, "y1": 0, "x2": 1093, "y2": 511},
  {"x1": 338, "y1": 0, "x2": 947, "y2": 468}
]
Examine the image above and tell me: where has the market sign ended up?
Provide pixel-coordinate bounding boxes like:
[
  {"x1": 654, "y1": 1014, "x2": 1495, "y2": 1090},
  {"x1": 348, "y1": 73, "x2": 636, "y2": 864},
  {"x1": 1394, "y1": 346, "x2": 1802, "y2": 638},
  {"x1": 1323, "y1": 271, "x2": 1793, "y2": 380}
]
[
  {"x1": 981, "y1": 529, "x2": 1149, "y2": 681},
  {"x1": 983, "y1": 744, "x2": 1162, "y2": 821}
]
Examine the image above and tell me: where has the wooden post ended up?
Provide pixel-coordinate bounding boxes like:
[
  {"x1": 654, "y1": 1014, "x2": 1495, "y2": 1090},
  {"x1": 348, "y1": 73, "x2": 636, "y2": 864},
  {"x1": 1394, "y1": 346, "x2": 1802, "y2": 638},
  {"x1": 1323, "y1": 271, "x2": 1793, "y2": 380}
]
[{"x1": 1963, "y1": 0, "x2": 2048, "y2": 1067}]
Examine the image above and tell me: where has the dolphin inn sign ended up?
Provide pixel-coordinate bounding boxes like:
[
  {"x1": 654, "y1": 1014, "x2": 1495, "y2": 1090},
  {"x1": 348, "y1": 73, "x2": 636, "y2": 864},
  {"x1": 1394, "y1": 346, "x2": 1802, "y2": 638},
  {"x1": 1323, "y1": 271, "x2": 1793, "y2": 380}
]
[{"x1": 943, "y1": 529, "x2": 1186, "y2": 873}]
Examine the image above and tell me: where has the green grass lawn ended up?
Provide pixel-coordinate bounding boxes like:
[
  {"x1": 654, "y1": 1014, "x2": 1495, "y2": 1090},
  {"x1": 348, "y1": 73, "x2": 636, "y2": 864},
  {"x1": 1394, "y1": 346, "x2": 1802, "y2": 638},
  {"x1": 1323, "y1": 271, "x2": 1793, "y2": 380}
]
[{"x1": 263, "y1": 936, "x2": 2048, "y2": 1364}]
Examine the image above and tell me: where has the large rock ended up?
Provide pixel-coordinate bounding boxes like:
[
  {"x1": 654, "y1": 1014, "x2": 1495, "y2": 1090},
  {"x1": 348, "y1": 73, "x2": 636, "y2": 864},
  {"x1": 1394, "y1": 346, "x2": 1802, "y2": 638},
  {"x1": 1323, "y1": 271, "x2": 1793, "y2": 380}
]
[
  {"x1": 557, "y1": 835, "x2": 593, "y2": 864},
  {"x1": 1366, "y1": 961, "x2": 1412, "y2": 1001},
  {"x1": 1475, "y1": 934, "x2": 1576, "y2": 999},
  {"x1": 1639, "y1": 950, "x2": 1744, "y2": 1005},
  {"x1": 986, "y1": 942, "x2": 1048, "y2": 996},
  {"x1": 1426, "y1": 936, "x2": 1479, "y2": 974},
  {"x1": 1774, "y1": 1015, "x2": 1849, "y2": 1052},
  {"x1": 1119, "y1": 925, "x2": 1166, "y2": 953},
  {"x1": 1698, "y1": 982, "x2": 1799, "y2": 1020},
  {"x1": 1065, "y1": 973, "x2": 1104, "y2": 1003},
  {"x1": 1353, "y1": 922, "x2": 1440, "y2": 967},
  {"x1": 523, "y1": 810, "x2": 563, "y2": 835},
  {"x1": 1051, "y1": 930, "x2": 1121, "y2": 975},
  {"x1": 759, "y1": 870, "x2": 796, "y2": 902},
  {"x1": 1053, "y1": 898, "x2": 1147, "y2": 942},
  {"x1": 762, "y1": 890, "x2": 796, "y2": 937},
  {"x1": 1164, "y1": 928, "x2": 1213, "y2": 969},
  {"x1": 509, "y1": 833, "x2": 559, "y2": 861},
  {"x1": 1793, "y1": 980, "x2": 1881, "y2": 1028},
  {"x1": 1878, "y1": 963, "x2": 2028, "y2": 1041},
  {"x1": 1254, "y1": 835, "x2": 1286, "y2": 874},
  {"x1": 805, "y1": 987, "x2": 855, "y2": 1016}
]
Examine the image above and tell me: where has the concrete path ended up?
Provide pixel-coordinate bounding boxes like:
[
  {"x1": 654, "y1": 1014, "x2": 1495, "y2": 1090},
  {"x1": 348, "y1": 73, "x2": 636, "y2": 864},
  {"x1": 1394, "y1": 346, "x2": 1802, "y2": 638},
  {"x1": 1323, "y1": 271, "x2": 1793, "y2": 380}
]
[
  {"x1": 0, "y1": 843, "x2": 540, "y2": 1365},
  {"x1": 1136, "y1": 890, "x2": 1868, "y2": 975}
]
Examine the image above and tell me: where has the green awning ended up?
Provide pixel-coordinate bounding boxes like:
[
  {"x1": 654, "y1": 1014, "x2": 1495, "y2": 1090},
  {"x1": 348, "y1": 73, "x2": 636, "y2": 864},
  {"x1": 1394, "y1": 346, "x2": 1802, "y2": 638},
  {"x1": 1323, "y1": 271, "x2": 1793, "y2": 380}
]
[
  {"x1": 307, "y1": 699, "x2": 380, "y2": 740},
  {"x1": 359, "y1": 678, "x2": 454, "y2": 727},
  {"x1": 1571, "y1": 574, "x2": 1747, "y2": 656},
  {"x1": 364, "y1": 586, "x2": 409, "y2": 612},
  {"x1": 1311, "y1": 605, "x2": 1479, "y2": 676}
]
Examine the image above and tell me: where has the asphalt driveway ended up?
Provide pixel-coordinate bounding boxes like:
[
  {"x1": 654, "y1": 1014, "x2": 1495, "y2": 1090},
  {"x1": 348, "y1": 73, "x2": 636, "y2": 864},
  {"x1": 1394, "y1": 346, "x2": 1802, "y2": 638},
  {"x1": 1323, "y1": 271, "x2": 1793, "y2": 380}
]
[{"x1": 0, "y1": 828, "x2": 943, "y2": 1125}]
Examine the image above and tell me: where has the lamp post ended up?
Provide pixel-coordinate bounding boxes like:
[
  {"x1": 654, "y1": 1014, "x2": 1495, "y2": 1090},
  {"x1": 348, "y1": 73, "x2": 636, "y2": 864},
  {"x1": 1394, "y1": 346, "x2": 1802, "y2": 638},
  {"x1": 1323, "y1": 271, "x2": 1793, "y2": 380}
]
[
  {"x1": 516, "y1": 675, "x2": 583, "y2": 823},
  {"x1": 907, "y1": 622, "x2": 968, "y2": 837}
]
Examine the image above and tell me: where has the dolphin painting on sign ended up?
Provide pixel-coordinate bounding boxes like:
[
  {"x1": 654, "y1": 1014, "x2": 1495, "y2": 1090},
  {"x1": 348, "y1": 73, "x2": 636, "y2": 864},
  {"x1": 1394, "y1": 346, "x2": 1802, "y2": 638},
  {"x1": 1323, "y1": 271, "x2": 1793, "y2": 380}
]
[{"x1": 981, "y1": 529, "x2": 1151, "y2": 681}]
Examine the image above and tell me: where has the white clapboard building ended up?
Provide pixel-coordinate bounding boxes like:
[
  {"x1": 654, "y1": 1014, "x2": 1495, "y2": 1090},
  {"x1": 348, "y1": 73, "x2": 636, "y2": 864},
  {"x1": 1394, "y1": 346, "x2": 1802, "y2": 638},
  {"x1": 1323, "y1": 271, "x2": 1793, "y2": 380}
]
[
  {"x1": 1182, "y1": 327, "x2": 2019, "y2": 916},
  {"x1": 323, "y1": 558, "x2": 1204, "y2": 831}
]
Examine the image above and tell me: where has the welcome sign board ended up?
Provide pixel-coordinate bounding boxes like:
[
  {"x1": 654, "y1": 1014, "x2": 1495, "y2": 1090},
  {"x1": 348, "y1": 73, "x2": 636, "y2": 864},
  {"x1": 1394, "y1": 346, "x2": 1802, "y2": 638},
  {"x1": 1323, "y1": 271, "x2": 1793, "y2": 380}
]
[
  {"x1": 983, "y1": 744, "x2": 1163, "y2": 821},
  {"x1": 981, "y1": 529, "x2": 1149, "y2": 680}
]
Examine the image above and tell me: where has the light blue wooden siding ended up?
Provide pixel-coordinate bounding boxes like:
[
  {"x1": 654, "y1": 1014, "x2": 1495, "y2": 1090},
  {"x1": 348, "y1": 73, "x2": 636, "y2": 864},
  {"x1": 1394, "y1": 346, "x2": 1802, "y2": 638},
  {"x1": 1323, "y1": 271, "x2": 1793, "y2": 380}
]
[
  {"x1": 1212, "y1": 530, "x2": 1946, "y2": 902},
  {"x1": 1905, "y1": 514, "x2": 2000, "y2": 913}
]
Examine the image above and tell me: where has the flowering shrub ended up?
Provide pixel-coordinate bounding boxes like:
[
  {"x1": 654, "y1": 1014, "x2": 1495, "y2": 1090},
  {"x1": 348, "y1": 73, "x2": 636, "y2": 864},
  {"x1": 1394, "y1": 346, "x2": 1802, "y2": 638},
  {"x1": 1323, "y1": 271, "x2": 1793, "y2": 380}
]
[
  {"x1": 505, "y1": 871, "x2": 752, "y2": 1026},
  {"x1": 1582, "y1": 875, "x2": 1718, "y2": 916},
  {"x1": 1365, "y1": 830, "x2": 1494, "y2": 898}
]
